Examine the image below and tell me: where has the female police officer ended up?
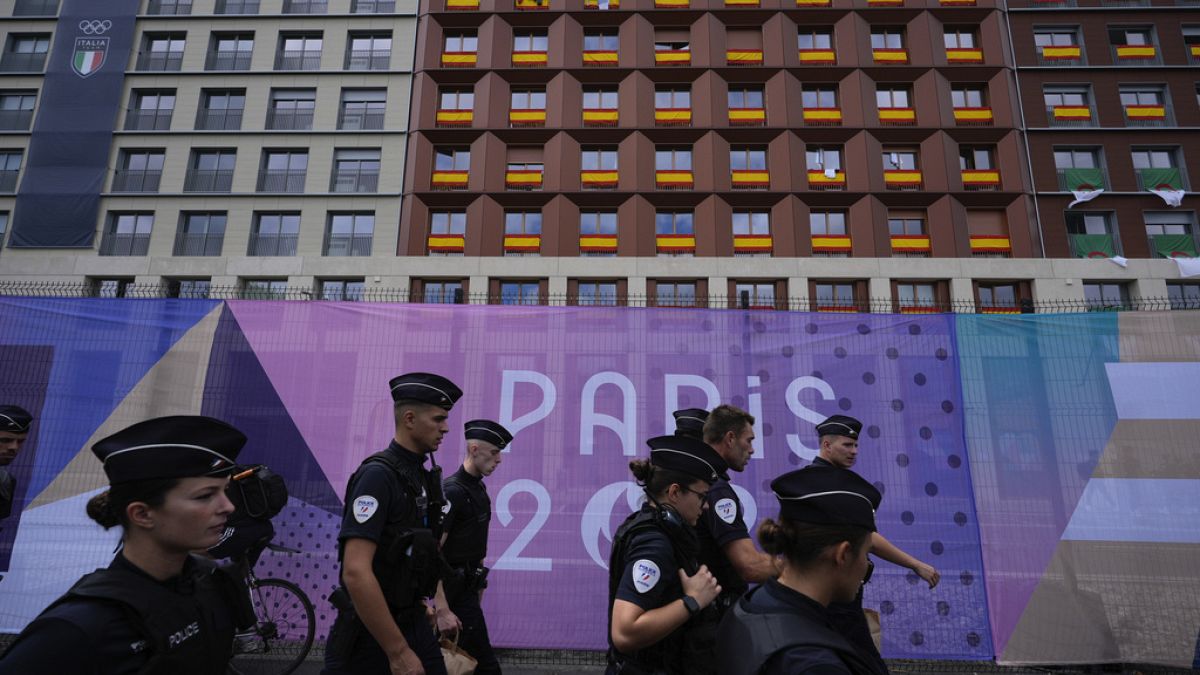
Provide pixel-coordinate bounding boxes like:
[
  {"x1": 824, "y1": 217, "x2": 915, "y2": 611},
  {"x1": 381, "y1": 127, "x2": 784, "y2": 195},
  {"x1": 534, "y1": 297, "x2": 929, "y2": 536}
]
[
  {"x1": 716, "y1": 467, "x2": 888, "y2": 675},
  {"x1": 606, "y1": 434, "x2": 725, "y2": 675},
  {"x1": 0, "y1": 416, "x2": 250, "y2": 674}
]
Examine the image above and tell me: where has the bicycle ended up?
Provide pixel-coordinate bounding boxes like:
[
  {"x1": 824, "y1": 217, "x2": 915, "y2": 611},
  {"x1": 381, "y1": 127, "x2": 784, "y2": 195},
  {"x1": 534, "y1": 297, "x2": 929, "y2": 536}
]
[{"x1": 226, "y1": 539, "x2": 317, "y2": 675}]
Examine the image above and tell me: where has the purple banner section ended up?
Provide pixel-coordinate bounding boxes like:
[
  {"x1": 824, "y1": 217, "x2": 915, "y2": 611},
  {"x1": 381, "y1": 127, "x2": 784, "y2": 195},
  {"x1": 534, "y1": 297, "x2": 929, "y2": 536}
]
[{"x1": 227, "y1": 302, "x2": 990, "y2": 659}]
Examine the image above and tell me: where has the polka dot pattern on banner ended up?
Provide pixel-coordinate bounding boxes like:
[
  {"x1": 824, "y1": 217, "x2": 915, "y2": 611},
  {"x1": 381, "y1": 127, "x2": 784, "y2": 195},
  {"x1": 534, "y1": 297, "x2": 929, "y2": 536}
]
[{"x1": 253, "y1": 501, "x2": 343, "y2": 640}]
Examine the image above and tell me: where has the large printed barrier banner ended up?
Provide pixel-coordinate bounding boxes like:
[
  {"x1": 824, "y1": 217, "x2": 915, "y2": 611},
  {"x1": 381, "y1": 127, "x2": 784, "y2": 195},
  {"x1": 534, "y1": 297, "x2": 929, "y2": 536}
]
[{"x1": 0, "y1": 298, "x2": 1196, "y2": 667}]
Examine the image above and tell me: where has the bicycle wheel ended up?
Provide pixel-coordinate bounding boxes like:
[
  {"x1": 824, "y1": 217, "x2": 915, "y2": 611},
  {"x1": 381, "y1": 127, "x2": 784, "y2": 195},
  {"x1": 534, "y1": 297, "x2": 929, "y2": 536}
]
[{"x1": 227, "y1": 577, "x2": 316, "y2": 675}]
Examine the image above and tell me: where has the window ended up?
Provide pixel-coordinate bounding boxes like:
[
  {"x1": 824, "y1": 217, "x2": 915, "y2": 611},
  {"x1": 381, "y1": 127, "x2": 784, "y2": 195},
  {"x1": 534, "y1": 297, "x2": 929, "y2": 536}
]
[
  {"x1": 1054, "y1": 147, "x2": 1100, "y2": 170},
  {"x1": 1131, "y1": 147, "x2": 1178, "y2": 170},
  {"x1": 12, "y1": 0, "x2": 60, "y2": 16},
  {"x1": 1109, "y1": 26, "x2": 1153, "y2": 47},
  {"x1": 514, "y1": 30, "x2": 549, "y2": 52},
  {"x1": 174, "y1": 212, "x2": 226, "y2": 256},
  {"x1": 943, "y1": 27, "x2": 977, "y2": 49},
  {"x1": 340, "y1": 89, "x2": 386, "y2": 130},
  {"x1": 656, "y1": 211, "x2": 693, "y2": 234},
  {"x1": 137, "y1": 33, "x2": 185, "y2": 71},
  {"x1": 504, "y1": 211, "x2": 542, "y2": 235},
  {"x1": 896, "y1": 283, "x2": 937, "y2": 310},
  {"x1": 99, "y1": 213, "x2": 153, "y2": 256},
  {"x1": 959, "y1": 146, "x2": 995, "y2": 170},
  {"x1": 325, "y1": 212, "x2": 374, "y2": 256},
  {"x1": 1066, "y1": 212, "x2": 1114, "y2": 235},
  {"x1": 654, "y1": 31, "x2": 690, "y2": 53},
  {"x1": 978, "y1": 283, "x2": 1018, "y2": 310},
  {"x1": 267, "y1": 89, "x2": 315, "y2": 130},
  {"x1": 1083, "y1": 282, "x2": 1130, "y2": 310},
  {"x1": 580, "y1": 211, "x2": 617, "y2": 234},
  {"x1": 1132, "y1": 147, "x2": 1185, "y2": 191},
  {"x1": 655, "y1": 147, "x2": 692, "y2": 170},
  {"x1": 113, "y1": 149, "x2": 164, "y2": 192},
  {"x1": 283, "y1": 0, "x2": 327, "y2": 12},
  {"x1": 735, "y1": 283, "x2": 776, "y2": 309},
  {"x1": 1119, "y1": 86, "x2": 1165, "y2": 107},
  {"x1": 1055, "y1": 147, "x2": 1104, "y2": 189},
  {"x1": 424, "y1": 281, "x2": 465, "y2": 304},
  {"x1": 728, "y1": 85, "x2": 764, "y2": 109},
  {"x1": 185, "y1": 149, "x2": 236, "y2": 192},
  {"x1": 166, "y1": 279, "x2": 212, "y2": 299},
  {"x1": 730, "y1": 146, "x2": 767, "y2": 170},
  {"x1": 207, "y1": 32, "x2": 254, "y2": 70},
  {"x1": 444, "y1": 32, "x2": 478, "y2": 53},
  {"x1": 584, "y1": 31, "x2": 618, "y2": 51},
  {"x1": 243, "y1": 279, "x2": 289, "y2": 299},
  {"x1": 92, "y1": 279, "x2": 134, "y2": 298},
  {"x1": 577, "y1": 282, "x2": 618, "y2": 306},
  {"x1": 584, "y1": 88, "x2": 619, "y2": 111},
  {"x1": 809, "y1": 210, "x2": 846, "y2": 235},
  {"x1": 883, "y1": 149, "x2": 918, "y2": 170},
  {"x1": 1, "y1": 34, "x2": 51, "y2": 72},
  {"x1": 125, "y1": 90, "x2": 174, "y2": 131},
  {"x1": 196, "y1": 89, "x2": 244, "y2": 131},
  {"x1": 1145, "y1": 211, "x2": 1192, "y2": 235},
  {"x1": 511, "y1": 89, "x2": 546, "y2": 110},
  {"x1": 500, "y1": 282, "x2": 540, "y2": 306},
  {"x1": 276, "y1": 33, "x2": 323, "y2": 70},
  {"x1": 435, "y1": 147, "x2": 470, "y2": 170},
  {"x1": 439, "y1": 88, "x2": 473, "y2": 111},
  {"x1": 215, "y1": 0, "x2": 260, "y2": 12},
  {"x1": 732, "y1": 211, "x2": 769, "y2": 235},
  {"x1": 346, "y1": 32, "x2": 391, "y2": 70},
  {"x1": 1120, "y1": 85, "x2": 1170, "y2": 125},
  {"x1": 258, "y1": 149, "x2": 308, "y2": 192},
  {"x1": 249, "y1": 212, "x2": 300, "y2": 256},
  {"x1": 582, "y1": 146, "x2": 618, "y2": 170},
  {"x1": 0, "y1": 90, "x2": 36, "y2": 131},
  {"x1": 331, "y1": 149, "x2": 381, "y2": 193},
  {"x1": 656, "y1": 282, "x2": 697, "y2": 307},
  {"x1": 1043, "y1": 86, "x2": 1089, "y2": 109},
  {"x1": 870, "y1": 29, "x2": 904, "y2": 50},
  {"x1": 888, "y1": 216, "x2": 924, "y2": 235},
  {"x1": 951, "y1": 85, "x2": 986, "y2": 108},
  {"x1": 797, "y1": 28, "x2": 833, "y2": 50},
  {"x1": 876, "y1": 86, "x2": 910, "y2": 109},
  {"x1": 1066, "y1": 212, "x2": 1118, "y2": 257},
  {"x1": 801, "y1": 86, "x2": 837, "y2": 109},
  {"x1": 806, "y1": 146, "x2": 842, "y2": 171},
  {"x1": 431, "y1": 211, "x2": 466, "y2": 234},
  {"x1": 1034, "y1": 26, "x2": 1082, "y2": 63},
  {"x1": 321, "y1": 279, "x2": 366, "y2": 301},
  {"x1": 1144, "y1": 211, "x2": 1197, "y2": 258},
  {"x1": 815, "y1": 283, "x2": 856, "y2": 309},
  {"x1": 0, "y1": 211, "x2": 6, "y2": 247},
  {"x1": 352, "y1": 0, "x2": 396, "y2": 11},
  {"x1": 1167, "y1": 282, "x2": 1200, "y2": 310}
]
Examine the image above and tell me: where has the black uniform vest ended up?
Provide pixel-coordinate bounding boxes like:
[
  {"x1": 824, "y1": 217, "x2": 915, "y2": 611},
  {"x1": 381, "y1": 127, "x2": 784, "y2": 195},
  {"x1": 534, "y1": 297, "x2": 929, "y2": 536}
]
[
  {"x1": 606, "y1": 505, "x2": 700, "y2": 675},
  {"x1": 442, "y1": 470, "x2": 489, "y2": 567},
  {"x1": 42, "y1": 556, "x2": 237, "y2": 675},
  {"x1": 716, "y1": 586, "x2": 884, "y2": 675}
]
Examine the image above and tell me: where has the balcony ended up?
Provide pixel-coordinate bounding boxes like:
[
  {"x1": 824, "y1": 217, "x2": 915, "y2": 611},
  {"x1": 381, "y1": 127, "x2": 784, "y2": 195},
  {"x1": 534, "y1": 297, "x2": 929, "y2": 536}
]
[
  {"x1": 99, "y1": 233, "x2": 151, "y2": 257},
  {"x1": 1030, "y1": 0, "x2": 1076, "y2": 5},
  {"x1": 331, "y1": 170, "x2": 379, "y2": 193},
  {"x1": 796, "y1": 0, "x2": 831, "y2": 5},
  {"x1": 445, "y1": 0, "x2": 478, "y2": 7},
  {"x1": 441, "y1": 51, "x2": 477, "y2": 67},
  {"x1": 1136, "y1": 167, "x2": 1184, "y2": 192},
  {"x1": 726, "y1": 50, "x2": 763, "y2": 66},
  {"x1": 584, "y1": 0, "x2": 618, "y2": 6},
  {"x1": 811, "y1": 235, "x2": 851, "y2": 254},
  {"x1": 1112, "y1": 45, "x2": 1160, "y2": 65},
  {"x1": 656, "y1": 234, "x2": 695, "y2": 253},
  {"x1": 1056, "y1": 167, "x2": 1105, "y2": 192},
  {"x1": 802, "y1": 107, "x2": 842, "y2": 127},
  {"x1": 884, "y1": 170, "x2": 923, "y2": 190},
  {"x1": 325, "y1": 234, "x2": 373, "y2": 257},
  {"x1": 728, "y1": 107, "x2": 765, "y2": 126},
  {"x1": 275, "y1": 51, "x2": 322, "y2": 70},
  {"x1": 435, "y1": 109, "x2": 472, "y2": 128},
  {"x1": 352, "y1": 0, "x2": 396, "y2": 10},
  {"x1": 939, "y1": 0, "x2": 975, "y2": 5},
  {"x1": 733, "y1": 235, "x2": 772, "y2": 255},
  {"x1": 1047, "y1": 105, "x2": 1093, "y2": 127},
  {"x1": 731, "y1": 170, "x2": 769, "y2": 190},
  {"x1": 512, "y1": 50, "x2": 548, "y2": 68},
  {"x1": 215, "y1": 0, "x2": 259, "y2": 12},
  {"x1": 798, "y1": 49, "x2": 836, "y2": 64},
  {"x1": 111, "y1": 170, "x2": 162, "y2": 192},
  {"x1": 266, "y1": 109, "x2": 314, "y2": 130},
  {"x1": 514, "y1": 0, "x2": 549, "y2": 7},
  {"x1": 727, "y1": 0, "x2": 759, "y2": 5},
  {"x1": 654, "y1": 49, "x2": 691, "y2": 66},
  {"x1": 582, "y1": 50, "x2": 618, "y2": 66},
  {"x1": 953, "y1": 107, "x2": 993, "y2": 126},
  {"x1": 868, "y1": 0, "x2": 902, "y2": 5},
  {"x1": 580, "y1": 234, "x2": 617, "y2": 254},
  {"x1": 427, "y1": 234, "x2": 465, "y2": 254},
  {"x1": 148, "y1": 0, "x2": 192, "y2": 13},
  {"x1": 654, "y1": 108, "x2": 691, "y2": 127},
  {"x1": 1069, "y1": 233, "x2": 1115, "y2": 259},
  {"x1": 945, "y1": 48, "x2": 984, "y2": 64},
  {"x1": 135, "y1": 52, "x2": 183, "y2": 72},
  {"x1": 509, "y1": 109, "x2": 546, "y2": 127},
  {"x1": 125, "y1": 110, "x2": 173, "y2": 131},
  {"x1": 1124, "y1": 104, "x2": 1170, "y2": 127},
  {"x1": 962, "y1": 169, "x2": 1001, "y2": 191},
  {"x1": 0, "y1": 170, "x2": 18, "y2": 192},
  {"x1": 503, "y1": 235, "x2": 541, "y2": 254},
  {"x1": 1037, "y1": 45, "x2": 1082, "y2": 66},
  {"x1": 283, "y1": 0, "x2": 328, "y2": 12},
  {"x1": 969, "y1": 235, "x2": 1011, "y2": 257},
  {"x1": 505, "y1": 169, "x2": 543, "y2": 190},
  {"x1": 583, "y1": 109, "x2": 618, "y2": 127},
  {"x1": 1190, "y1": 45, "x2": 1200, "y2": 64},
  {"x1": 581, "y1": 170, "x2": 618, "y2": 189},
  {"x1": 12, "y1": 0, "x2": 59, "y2": 15},
  {"x1": 173, "y1": 233, "x2": 224, "y2": 257},
  {"x1": 195, "y1": 109, "x2": 243, "y2": 131},
  {"x1": 891, "y1": 235, "x2": 931, "y2": 255},
  {"x1": 872, "y1": 49, "x2": 909, "y2": 64},
  {"x1": 339, "y1": 110, "x2": 385, "y2": 130},
  {"x1": 346, "y1": 50, "x2": 390, "y2": 71},
  {"x1": 807, "y1": 169, "x2": 845, "y2": 190},
  {"x1": 1150, "y1": 234, "x2": 1198, "y2": 259},
  {"x1": 258, "y1": 170, "x2": 306, "y2": 193},
  {"x1": 655, "y1": 0, "x2": 689, "y2": 6},
  {"x1": 655, "y1": 170, "x2": 693, "y2": 190},
  {"x1": 431, "y1": 170, "x2": 469, "y2": 190},
  {"x1": 878, "y1": 108, "x2": 915, "y2": 126},
  {"x1": 203, "y1": 52, "x2": 251, "y2": 71},
  {"x1": 248, "y1": 233, "x2": 299, "y2": 257},
  {"x1": 183, "y1": 169, "x2": 234, "y2": 193}
]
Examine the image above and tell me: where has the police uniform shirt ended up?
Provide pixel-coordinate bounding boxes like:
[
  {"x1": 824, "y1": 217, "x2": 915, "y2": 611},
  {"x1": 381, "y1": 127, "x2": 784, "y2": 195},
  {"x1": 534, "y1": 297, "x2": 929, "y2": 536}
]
[
  {"x1": 441, "y1": 465, "x2": 490, "y2": 567},
  {"x1": 742, "y1": 580, "x2": 857, "y2": 675},
  {"x1": 613, "y1": 507, "x2": 686, "y2": 614},
  {"x1": 696, "y1": 478, "x2": 751, "y2": 594},
  {"x1": 338, "y1": 441, "x2": 426, "y2": 549},
  {"x1": 0, "y1": 468, "x2": 14, "y2": 519}
]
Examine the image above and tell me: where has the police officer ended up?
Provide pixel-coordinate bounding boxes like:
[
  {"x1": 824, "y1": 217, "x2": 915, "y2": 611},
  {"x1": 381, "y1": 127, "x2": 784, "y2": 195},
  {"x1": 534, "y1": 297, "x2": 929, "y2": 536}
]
[
  {"x1": 434, "y1": 419, "x2": 513, "y2": 675},
  {"x1": 0, "y1": 416, "x2": 249, "y2": 674},
  {"x1": 607, "y1": 434, "x2": 725, "y2": 675},
  {"x1": 323, "y1": 372, "x2": 461, "y2": 675},
  {"x1": 716, "y1": 467, "x2": 886, "y2": 675},
  {"x1": 0, "y1": 405, "x2": 33, "y2": 521},
  {"x1": 810, "y1": 415, "x2": 940, "y2": 674}
]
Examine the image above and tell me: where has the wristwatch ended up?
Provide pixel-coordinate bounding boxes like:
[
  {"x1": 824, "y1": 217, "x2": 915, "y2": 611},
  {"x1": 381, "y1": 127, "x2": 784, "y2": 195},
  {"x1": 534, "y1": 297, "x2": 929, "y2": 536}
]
[{"x1": 681, "y1": 595, "x2": 701, "y2": 617}]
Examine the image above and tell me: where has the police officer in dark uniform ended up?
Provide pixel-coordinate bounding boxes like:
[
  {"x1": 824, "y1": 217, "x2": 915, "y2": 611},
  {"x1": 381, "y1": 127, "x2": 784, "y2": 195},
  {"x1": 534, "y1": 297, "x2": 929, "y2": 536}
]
[
  {"x1": 434, "y1": 419, "x2": 513, "y2": 675},
  {"x1": 0, "y1": 415, "x2": 249, "y2": 675},
  {"x1": 716, "y1": 467, "x2": 887, "y2": 675},
  {"x1": 0, "y1": 405, "x2": 33, "y2": 522},
  {"x1": 607, "y1": 434, "x2": 725, "y2": 675},
  {"x1": 808, "y1": 415, "x2": 940, "y2": 675},
  {"x1": 323, "y1": 372, "x2": 461, "y2": 675}
]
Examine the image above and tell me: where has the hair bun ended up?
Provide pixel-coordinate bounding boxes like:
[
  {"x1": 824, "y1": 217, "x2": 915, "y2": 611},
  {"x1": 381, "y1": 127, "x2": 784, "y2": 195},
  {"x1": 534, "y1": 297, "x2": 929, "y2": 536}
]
[{"x1": 86, "y1": 490, "x2": 121, "y2": 529}]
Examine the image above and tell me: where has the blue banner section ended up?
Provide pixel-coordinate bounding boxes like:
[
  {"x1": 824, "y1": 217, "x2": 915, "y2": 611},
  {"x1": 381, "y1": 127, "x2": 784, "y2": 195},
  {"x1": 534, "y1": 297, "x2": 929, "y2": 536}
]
[{"x1": 8, "y1": 0, "x2": 140, "y2": 248}]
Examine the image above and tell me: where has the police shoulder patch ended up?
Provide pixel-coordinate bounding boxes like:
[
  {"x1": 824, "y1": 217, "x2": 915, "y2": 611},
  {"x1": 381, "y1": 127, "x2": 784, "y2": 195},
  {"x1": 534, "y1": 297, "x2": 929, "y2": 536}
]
[
  {"x1": 632, "y1": 559, "x2": 661, "y2": 593},
  {"x1": 714, "y1": 498, "x2": 738, "y2": 525},
  {"x1": 353, "y1": 495, "x2": 379, "y2": 523}
]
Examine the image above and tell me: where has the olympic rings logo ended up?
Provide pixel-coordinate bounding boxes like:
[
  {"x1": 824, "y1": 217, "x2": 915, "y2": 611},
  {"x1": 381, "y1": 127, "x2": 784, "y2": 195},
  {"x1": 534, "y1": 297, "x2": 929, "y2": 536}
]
[{"x1": 78, "y1": 20, "x2": 112, "y2": 35}]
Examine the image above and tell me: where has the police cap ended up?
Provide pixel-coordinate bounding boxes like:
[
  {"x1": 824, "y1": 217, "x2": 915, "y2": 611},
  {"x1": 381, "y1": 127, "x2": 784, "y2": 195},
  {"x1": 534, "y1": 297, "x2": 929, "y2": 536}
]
[
  {"x1": 465, "y1": 419, "x2": 513, "y2": 449},
  {"x1": 0, "y1": 405, "x2": 33, "y2": 434},
  {"x1": 92, "y1": 415, "x2": 246, "y2": 485},
  {"x1": 646, "y1": 435, "x2": 727, "y2": 484},
  {"x1": 672, "y1": 408, "x2": 709, "y2": 440},
  {"x1": 771, "y1": 467, "x2": 880, "y2": 531},
  {"x1": 389, "y1": 372, "x2": 463, "y2": 410},
  {"x1": 816, "y1": 414, "x2": 862, "y2": 440}
]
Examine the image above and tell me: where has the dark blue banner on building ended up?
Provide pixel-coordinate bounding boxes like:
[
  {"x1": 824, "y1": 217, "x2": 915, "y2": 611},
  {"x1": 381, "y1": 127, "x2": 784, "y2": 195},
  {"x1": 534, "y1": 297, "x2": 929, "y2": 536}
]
[{"x1": 8, "y1": 0, "x2": 139, "y2": 248}]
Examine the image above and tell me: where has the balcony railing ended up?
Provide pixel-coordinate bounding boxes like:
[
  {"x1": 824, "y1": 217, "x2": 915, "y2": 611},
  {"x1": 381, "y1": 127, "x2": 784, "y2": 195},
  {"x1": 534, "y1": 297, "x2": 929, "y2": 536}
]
[
  {"x1": 1124, "y1": 105, "x2": 1172, "y2": 127},
  {"x1": 0, "y1": 53, "x2": 47, "y2": 73},
  {"x1": 183, "y1": 169, "x2": 234, "y2": 192},
  {"x1": 283, "y1": 0, "x2": 327, "y2": 12},
  {"x1": 1111, "y1": 45, "x2": 1160, "y2": 65},
  {"x1": 325, "y1": 234, "x2": 373, "y2": 256},
  {"x1": 338, "y1": 110, "x2": 385, "y2": 130},
  {"x1": 1036, "y1": 46, "x2": 1083, "y2": 66},
  {"x1": 173, "y1": 233, "x2": 224, "y2": 257},
  {"x1": 1046, "y1": 106, "x2": 1093, "y2": 127},
  {"x1": 257, "y1": 170, "x2": 306, "y2": 193},
  {"x1": 0, "y1": 170, "x2": 17, "y2": 192},
  {"x1": 100, "y1": 233, "x2": 151, "y2": 257},
  {"x1": 136, "y1": 52, "x2": 183, "y2": 72},
  {"x1": 125, "y1": 110, "x2": 173, "y2": 131},
  {"x1": 345, "y1": 50, "x2": 390, "y2": 70},
  {"x1": 247, "y1": 233, "x2": 299, "y2": 257},
  {"x1": 215, "y1": 0, "x2": 260, "y2": 12},
  {"x1": 148, "y1": 0, "x2": 192, "y2": 13},
  {"x1": 0, "y1": 109, "x2": 34, "y2": 131},
  {"x1": 12, "y1": 0, "x2": 59, "y2": 15},
  {"x1": 275, "y1": 51, "x2": 322, "y2": 70},
  {"x1": 331, "y1": 170, "x2": 380, "y2": 193},
  {"x1": 111, "y1": 170, "x2": 162, "y2": 192},
  {"x1": 205, "y1": 52, "x2": 253, "y2": 71},
  {"x1": 1055, "y1": 168, "x2": 1108, "y2": 191},
  {"x1": 195, "y1": 109, "x2": 243, "y2": 131},
  {"x1": 352, "y1": 0, "x2": 396, "y2": 9},
  {"x1": 266, "y1": 109, "x2": 314, "y2": 130}
]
